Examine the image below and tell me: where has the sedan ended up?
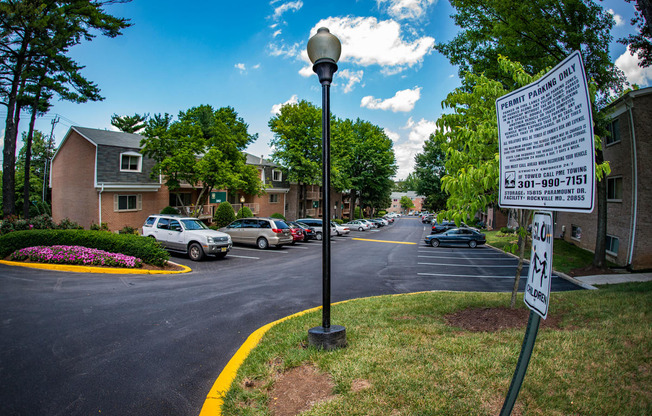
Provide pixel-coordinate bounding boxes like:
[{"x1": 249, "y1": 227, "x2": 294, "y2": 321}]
[
  {"x1": 287, "y1": 223, "x2": 305, "y2": 243},
  {"x1": 344, "y1": 220, "x2": 370, "y2": 231},
  {"x1": 331, "y1": 222, "x2": 350, "y2": 236},
  {"x1": 424, "y1": 228, "x2": 486, "y2": 248}
]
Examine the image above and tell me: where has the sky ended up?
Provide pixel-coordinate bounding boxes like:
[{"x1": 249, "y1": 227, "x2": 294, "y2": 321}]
[{"x1": 2, "y1": 0, "x2": 650, "y2": 180}]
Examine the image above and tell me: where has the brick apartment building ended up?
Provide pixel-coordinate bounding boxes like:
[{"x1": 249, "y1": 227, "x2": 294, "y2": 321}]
[
  {"x1": 51, "y1": 126, "x2": 346, "y2": 231},
  {"x1": 387, "y1": 191, "x2": 425, "y2": 215},
  {"x1": 555, "y1": 87, "x2": 652, "y2": 270}
]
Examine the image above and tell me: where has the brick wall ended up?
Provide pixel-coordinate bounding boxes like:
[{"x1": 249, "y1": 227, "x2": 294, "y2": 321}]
[{"x1": 51, "y1": 131, "x2": 98, "y2": 228}]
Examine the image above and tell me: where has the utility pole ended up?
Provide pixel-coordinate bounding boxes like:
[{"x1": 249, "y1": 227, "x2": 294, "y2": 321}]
[{"x1": 42, "y1": 115, "x2": 59, "y2": 202}]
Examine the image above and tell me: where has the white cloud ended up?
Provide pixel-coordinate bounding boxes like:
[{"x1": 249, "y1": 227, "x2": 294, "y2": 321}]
[
  {"x1": 252, "y1": 64, "x2": 261, "y2": 70},
  {"x1": 271, "y1": 94, "x2": 299, "y2": 115},
  {"x1": 273, "y1": 29, "x2": 282, "y2": 38},
  {"x1": 268, "y1": 41, "x2": 300, "y2": 58},
  {"x1": 615, "y1": 48, "x2": 652, "y2": 86},
  {"x1": 384, "y1": 128, "x2": 400, "y2": 142},
  {"x1": 235, "y1": 63, "x2": 246, "y2": 72},
  {"x1": 306, "y1": 17, "x2": 434, "y2": 74},
  {"x1": 273, "y1": 1, "x2": 303, "y2": 20},
  {"x1": 338, "y1": 69, "x2": 364, "y2": 93},
  {"x1": 361, "y1": 87, "x2": 421, "y2": 112},
  {"x1": 607, "y1": 9, "x2": 624, "y2": 26},
  {"x1": 392, "y1": 117, "x2": 437, "y2": 179},
  {"x1": 377, "y1": 0, "x2": 437, "y2": 20}
]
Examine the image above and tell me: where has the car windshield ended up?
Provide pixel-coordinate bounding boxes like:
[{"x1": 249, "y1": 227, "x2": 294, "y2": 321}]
[{"x1": 180, "y1": 219, "x2": 208, "y2": 230}]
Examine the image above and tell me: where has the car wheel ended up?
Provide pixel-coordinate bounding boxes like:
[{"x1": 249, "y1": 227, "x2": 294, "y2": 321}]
[
  {"x1": 430, "y1": 239, "x2": 440, "y2": 248},
  {"x1": 188, "y1": 242, "x2": 205, "y2": 261},
  {"x1": 257, "y1": 237, "x2": 269, "y2": 249},
  {"x1": 468, "y1": 240, "x2": 477, "y2": 248},
  {"x1": 358, "y1": 227, "x2": 363, "y2": 231},
  {"x1": 316, "y1": 232, "x2": 323, "y2": 241}
]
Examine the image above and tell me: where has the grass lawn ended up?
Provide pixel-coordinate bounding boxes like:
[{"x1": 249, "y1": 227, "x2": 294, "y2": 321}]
[
  {"x1": 484, "y1": 230, "x2": 614, "y2": 275},
  {"x1": 220, "y1": 282, "x2": 652, "y2": 415}
]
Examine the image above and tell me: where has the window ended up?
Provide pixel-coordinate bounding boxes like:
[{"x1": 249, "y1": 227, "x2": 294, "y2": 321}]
[
  {"x1": 114, "y1": 194, "x2": 142, "y2": 212},
  {"x1": 607, "y1": 177, "x2": 623, "y2": 201},
  {"x1": 269, "y1": 194, "x2": 279, "y2": 203},
  {"x1": 606, "y1": 235, "x2": 620, "y2": 255},
  {"x1": 120, "y1": 152, "x2": 142, "y2": 172},
  {"x1": 170, "y1": 193, "x2": 192, "y2": 207},
  {"x1": 272, "y1": 169, "x2": 282, "y2": 181},
  {"x1": 606, "y1": 119, "x2": 621, "y2": 145},
  {"x1": 157, "y1": 218, "x2": 169, "y2": 229},
  {"x1": 571, "y1": 225, "x2": 582, "y2": 240}
]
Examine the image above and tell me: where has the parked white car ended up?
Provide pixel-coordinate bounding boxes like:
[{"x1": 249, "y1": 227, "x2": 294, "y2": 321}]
[
  {"x1": 296, "y1": 218, "x2": 336, "y2": 240},
  {"x1": 142, "y1": 214, "x2": 232, "y2": 261},
  {"x1": 344, "y1": 220, "x2": 371, "y2": 231},
  {"x1": 331, "y1": 221, "x2": 350, "y2": 236}
]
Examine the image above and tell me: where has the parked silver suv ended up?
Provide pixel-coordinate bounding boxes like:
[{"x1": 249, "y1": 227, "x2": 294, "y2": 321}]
[
  {"x1": 220, "y1": 217, "x2": 293, "y2": 249},
  {"x1": 142, "y1": 214, "x2": 232, "y2": 261}
]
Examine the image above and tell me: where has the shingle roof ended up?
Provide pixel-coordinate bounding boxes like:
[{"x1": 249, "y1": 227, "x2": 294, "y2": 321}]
[{"x1": 72, "y1": 126, "x2": 144, "y2": 149}]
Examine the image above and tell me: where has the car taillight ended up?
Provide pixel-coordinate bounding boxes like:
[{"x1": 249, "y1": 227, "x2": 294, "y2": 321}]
[{"x1": 272, "y1": 229, "x2": 283, "y2": 234}]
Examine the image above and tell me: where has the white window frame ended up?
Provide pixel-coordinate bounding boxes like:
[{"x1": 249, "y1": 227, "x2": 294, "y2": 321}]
[
  {"x1": 607, "y1": 176, "x2": 623, "y2": 202},
  {"x1": 272, "y1": 169, "x2": 282, "y2": 182},
  {"x1": 606, "y1": 234, "x2": 620, "y2": 256},
  {"x1": 120, "y1": 151, "x2": 142, "y2": 172},
  {"x1": 114, "y1": 194, "x2": 142, "y2": 212}
]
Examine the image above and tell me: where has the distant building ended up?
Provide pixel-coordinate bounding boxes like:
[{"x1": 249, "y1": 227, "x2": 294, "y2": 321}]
[{"x1": 387, "y1": 191, "x2": 425, "y2": 214}]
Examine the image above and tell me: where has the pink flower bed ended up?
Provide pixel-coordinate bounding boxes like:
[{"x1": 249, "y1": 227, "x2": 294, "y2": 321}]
[{"x1": 9, "y1": 245, "x2": 143, "y2": 268}]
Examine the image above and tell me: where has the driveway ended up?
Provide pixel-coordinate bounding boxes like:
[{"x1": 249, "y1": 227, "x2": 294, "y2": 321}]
[{"x1": 0, "y1": 218, "x2": 581, "y2": 415}]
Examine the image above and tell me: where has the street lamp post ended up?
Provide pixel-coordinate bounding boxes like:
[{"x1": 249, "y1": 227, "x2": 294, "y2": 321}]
[{"x1": 306, "y1": 27, "x2": 346, "y2": 350}]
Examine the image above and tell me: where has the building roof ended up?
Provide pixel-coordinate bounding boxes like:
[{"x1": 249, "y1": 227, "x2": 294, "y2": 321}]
[
  {"x1": 244, "y1": 152, "x2": 278, "y2": 167},
  {"x1": 390, "y1": 191, "x2": 424, "y2": 199},
  {"x1": 72, "y1": 126, "x2": 145, "y2": 149}
]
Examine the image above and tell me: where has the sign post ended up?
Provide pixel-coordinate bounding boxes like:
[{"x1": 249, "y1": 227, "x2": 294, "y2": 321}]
[{"x1": 496, "y1": 51, "x2": 594, "y2": 415}]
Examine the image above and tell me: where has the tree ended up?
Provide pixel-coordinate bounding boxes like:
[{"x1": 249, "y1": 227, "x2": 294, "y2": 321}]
[
  {"x1": 620, "y1": 0, "x2": 652, "y2": 68},
  {"x1": 1, "y1": 0, "x2": 131, "y2": 218},
  {"x1": 111, "y1": 113, "x2": 148, "y2": 133},
  {"x1": 413, "y1": 135, "x2": 447, "y2": 212},
  {"x1": 399, "y1": 195, "x2": 414, "y2": 213},
  {"x1": 434, "y1": 57, "x2": 609, "y2": 307},
  {"x1": 140, "y1": 105, "x2": 263, "y2": 216},
  {"x1": 16, "y1": 130, "x2": 50, "y2": 216},
  {"x1": 213, "y1": 201, "x2": 236, "y2": 228},
  {"x1": 268, "y1": 100, "x2": 322, "y2": 218},
  {"x1": 435, "y1": 0, "x2": 624, "y2": 269},
  {"x1": 435, "y1": 0, "x2": 625, "y2": 98},
  {"x1": 334, "y1": 118, "x2": 397, "y2": 220}
]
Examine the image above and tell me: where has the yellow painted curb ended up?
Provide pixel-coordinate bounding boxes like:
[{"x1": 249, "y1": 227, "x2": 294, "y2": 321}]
[
  {"x1": 199, "y1": 292, "x2": 430, "y2": 415},
  {"x1": 0, "y1": 259, "x2": 191, "y2": 274},
  {"x1": 352, "y1": 238, "x2": 417, "y2": 245}
]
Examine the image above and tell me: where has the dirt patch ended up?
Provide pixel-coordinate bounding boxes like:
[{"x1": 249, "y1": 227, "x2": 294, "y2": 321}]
[
  {"x1": 269, "y1": 365, "x2": 335, "y2": 416},
  {"x1": 567, "y1": 265, "x2": 616, "y2": 277},
  {"x1": 444, "y1": 306, "x2": 563, "y2": 332}
]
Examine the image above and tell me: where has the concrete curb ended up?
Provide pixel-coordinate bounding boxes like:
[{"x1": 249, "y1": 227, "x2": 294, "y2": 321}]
[{"x1": 0, "y1": 259, "x2": 191, "y2": 274}]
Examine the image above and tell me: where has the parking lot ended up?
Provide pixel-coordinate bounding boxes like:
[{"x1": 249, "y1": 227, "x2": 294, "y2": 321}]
[{"x1": 0, "y1": 217, "x2": 581, "y2": 416}]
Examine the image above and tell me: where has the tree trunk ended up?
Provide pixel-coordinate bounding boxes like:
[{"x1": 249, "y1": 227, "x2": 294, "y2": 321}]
[
  {"x1": 593, "y1": 148, "x2": 607, "y2": 268},
  {"x1": 510, "y1": 209, "x2": 531, "y2": 308},
  {"x1": 23, "y1": 76, "x2": 46, "y2": 219}
]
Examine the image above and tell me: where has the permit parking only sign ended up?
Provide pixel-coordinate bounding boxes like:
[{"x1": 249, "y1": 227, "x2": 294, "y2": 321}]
[{"x1": 497, "y1": 51, "x2": 595, "y2": 213}]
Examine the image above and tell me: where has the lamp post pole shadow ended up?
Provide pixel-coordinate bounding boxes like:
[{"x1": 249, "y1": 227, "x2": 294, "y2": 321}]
[{"x1": 306, "y1": 27, "x2": 346, "y2": 350}]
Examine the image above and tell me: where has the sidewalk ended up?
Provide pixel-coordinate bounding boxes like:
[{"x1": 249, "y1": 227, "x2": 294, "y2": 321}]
[{"x1": 573, "y1": 272, "x2": 652, "y2": 286}]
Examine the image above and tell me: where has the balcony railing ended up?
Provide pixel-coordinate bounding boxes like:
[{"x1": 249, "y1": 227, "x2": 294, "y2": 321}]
[{"x1": 232, "y1": 203, "x2": 260, "y2": 215}]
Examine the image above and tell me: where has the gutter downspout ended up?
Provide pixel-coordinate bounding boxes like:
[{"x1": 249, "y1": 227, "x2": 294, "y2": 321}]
[
  {"x1": 626, "y1": 100, "x2": 638, "y2": 267},
  {"x1": 99, "y1": 183, "x2": 104, "y2": 226}
]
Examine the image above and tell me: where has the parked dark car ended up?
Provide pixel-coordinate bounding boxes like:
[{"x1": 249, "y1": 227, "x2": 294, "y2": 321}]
[
  {"x1": 431, "y1": 221, "x2": 464, "y2": 234},
  {"x1": 424, "y1": 228, "x2": 486, "y2": 248},
  {"x1": 290, "y1": 221, "x2": 317, "y2": 241},
  {"x1": 287, "y1": 223, "x2": 305, "y2": 243}
]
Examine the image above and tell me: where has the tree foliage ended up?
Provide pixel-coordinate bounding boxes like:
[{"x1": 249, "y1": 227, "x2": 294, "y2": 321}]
[
  {"x1": 111, "y1": 113, "x2": 148, "y2": 133},
  {"x1": 435, "y1": 0, "x2": 625, "y2": 98},
  {"x1": 620, "y1": 0, "x2": 652, "y2": 68},
  {"x1": 213, "y1": 201, "x2": 236, "y2": 228},
  {"x1": 0, "y1": 0, "x2": 131, "y2": 218},
  {"x1": 413, "y1": 135, "x2": 447, "y2": 212},
  {"x1": 140, "y1": 105, "x2": 262, "y2": 216}
]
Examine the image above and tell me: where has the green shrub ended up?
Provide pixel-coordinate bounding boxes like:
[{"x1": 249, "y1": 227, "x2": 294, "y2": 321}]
[
  {"x1": 119, "y1": 225, "x2": 137, "y2": 234},
  {"x1": 270, "y1": 213, "x2": 286, "y2": 221},
  {"x1": 90, "y1": 222, "x2": 110, "y2": 231},
  {"x1": 377, "y1": 210, "x2": 387, "y2": 216},
  {"x1": 160, "y1": 206, "x2": 180, "y2": 215},
  {"x1": 500, "y1": 226, "x2": 517, "y2": 234},
  {"x1": 30, "y1": 214, "x2": 56, "y2": 230},
  {"x1": 354, "y1": 207, "x2": 363, "y2": 219},
  {"x1": 57, "y1": 218, "x2": 83, "y2": 230},
  {"x1": 0, "y1": 230, "x2": 169, "y2": 267},
  {"x1": 236, "y1": 206, "x2": 253, "y2": 219},
  {"x1": 333, "y1": 219, "x2": 343, "y2": 225},
  {"x1": 214, "y1": 201, "x2": 236, "y2": 228}
]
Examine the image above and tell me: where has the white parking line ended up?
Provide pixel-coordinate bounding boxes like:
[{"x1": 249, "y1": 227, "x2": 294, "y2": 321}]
[
  {"x1": 418, "y1": 255, "x2": 518, "y2": 260},
  {"x1": 231, "y1": 247, "x2": 289, "y2": 254},
  {"x1": 418, "y1": 262, "x2": 522, "y2": 268},
  {"x1": 228, "y1": 254, "x2": 260, "y2": 259},
  {"x1": 418, "y1": 272, "x2": 558, "y2": 279}
]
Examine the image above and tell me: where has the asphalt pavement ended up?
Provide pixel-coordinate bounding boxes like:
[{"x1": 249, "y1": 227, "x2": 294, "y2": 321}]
[{"x1": 1, "y1": 217, "x2": 588, "y2": 415}]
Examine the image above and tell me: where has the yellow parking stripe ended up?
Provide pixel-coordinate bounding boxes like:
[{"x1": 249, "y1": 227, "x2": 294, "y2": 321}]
[{"x1": 352, "y1": 238, "x2": 416, "y2": 245}]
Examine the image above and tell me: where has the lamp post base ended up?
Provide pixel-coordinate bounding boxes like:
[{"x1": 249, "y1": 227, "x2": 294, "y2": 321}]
[{"x1": 308, "y1": 325, "x2": 347, "y2": 350}]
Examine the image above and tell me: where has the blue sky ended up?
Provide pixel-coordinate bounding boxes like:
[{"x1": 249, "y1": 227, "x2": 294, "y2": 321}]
[{"x1": 2, "y1": 0, "x2": 649, "y2": 179}]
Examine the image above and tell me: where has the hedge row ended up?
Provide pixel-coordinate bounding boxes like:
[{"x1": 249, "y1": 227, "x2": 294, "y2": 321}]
[{"x1": 0, "y1": 230, "x2": 170, "y2": 267}]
